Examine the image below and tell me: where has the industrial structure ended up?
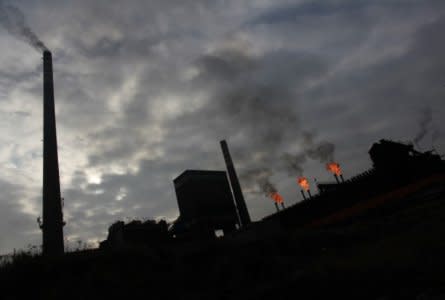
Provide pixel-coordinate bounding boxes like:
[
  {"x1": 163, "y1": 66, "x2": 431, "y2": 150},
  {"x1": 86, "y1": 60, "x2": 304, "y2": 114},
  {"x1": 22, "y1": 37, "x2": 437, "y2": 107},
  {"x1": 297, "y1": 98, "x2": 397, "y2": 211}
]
[
  {"x1": 220, "y1": 140, "x2": 251, "y2": 227},
  {"x1": 263, "y1": 139, "x2": 445, "y2": 230},
  {"x1": 171, "y1": 170, "x2": 239, "y2": 239},
  {"x1": 39, "y1": 50, "x2": 65, "y2": 256},
  {"x1": 96, "y1": 138, "x2": 443, "y2": 254},
  {"x1": 100, "y1": 219, "x2": 170, "y2": 249}
]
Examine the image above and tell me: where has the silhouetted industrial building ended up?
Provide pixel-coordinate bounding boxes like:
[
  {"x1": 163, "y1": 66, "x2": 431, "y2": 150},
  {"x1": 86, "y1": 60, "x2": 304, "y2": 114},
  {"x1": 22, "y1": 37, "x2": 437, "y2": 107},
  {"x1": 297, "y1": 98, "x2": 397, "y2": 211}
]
[
  {"x1": 171, "y1": 170, "x2": 239, "y2": 239},
  {"x1": 100, "y1": 219, "x2": 170, "y2": 249},
  {"x1": 263, "y1": 139, "x2": 445, "y2": 229},
  {"x1": 40, "y1": 50, "x2": 64, "y2": 256}
]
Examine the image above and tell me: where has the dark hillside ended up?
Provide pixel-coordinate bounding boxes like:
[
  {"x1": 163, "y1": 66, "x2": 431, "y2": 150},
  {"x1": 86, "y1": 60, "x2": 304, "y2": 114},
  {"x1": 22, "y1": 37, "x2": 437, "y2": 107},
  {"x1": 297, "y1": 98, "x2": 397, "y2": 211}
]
[{"x1": 1, "y1": 187, "x2": 445, "y2": 299}]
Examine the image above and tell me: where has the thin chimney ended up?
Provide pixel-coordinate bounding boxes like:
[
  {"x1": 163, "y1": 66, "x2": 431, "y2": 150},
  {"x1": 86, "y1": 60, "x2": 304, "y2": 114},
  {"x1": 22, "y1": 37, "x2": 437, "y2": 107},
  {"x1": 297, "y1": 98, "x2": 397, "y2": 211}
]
[
  {"x1": 301, "y1": 189, "x2": 307, "y2": 201},
  {"x1": 41, "y1": 50, "x2": 64, "y2": 256},
  {"x1": 220, "y1": 140, "x2": 251, "y2": 227},
  {"x1": 333, "y1": 174, "x2": 340, "y2": 184}
]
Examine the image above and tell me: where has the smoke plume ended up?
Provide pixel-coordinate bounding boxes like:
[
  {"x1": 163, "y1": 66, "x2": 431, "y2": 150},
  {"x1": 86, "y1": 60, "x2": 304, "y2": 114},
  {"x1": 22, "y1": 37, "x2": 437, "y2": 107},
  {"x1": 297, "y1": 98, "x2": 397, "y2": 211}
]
[
  {"x1": 260, "y1": 178, "x2": 277, "y2": 195},
  {"x1": 0, "y1": 2, "x2": 47, "y2": 52},
  {"x1": 432, "y1": 129, "x2": 441, "y2": 146},
  {"x1": 240, "y1": 168, "x2": 277, "y2": 196},
  {"x1": 413, "y1": 107, "x2": 432, "y2": 146},
  {"x1": 194, "y1": 36, "x2": 334, "y2": 193},
  {"x1": 282, "y1": 152, "x2": 306, "y2": 176},
  {"x1": 306, "y1": 141, "x2": 335, "y2": 163},
  {"x1": 281, "y1": 132, "x2": 335, "y2": 176}
]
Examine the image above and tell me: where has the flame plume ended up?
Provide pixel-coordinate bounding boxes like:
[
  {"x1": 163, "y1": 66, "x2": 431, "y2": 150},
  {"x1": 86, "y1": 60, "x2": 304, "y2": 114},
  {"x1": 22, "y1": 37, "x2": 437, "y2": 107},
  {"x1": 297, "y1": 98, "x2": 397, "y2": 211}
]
[
  {"x1": 270, "y1": 192, "x2": 284, "y2": 204},
  {"x1": 326, "y1": 162, "x2": 342, "y2": 176},
  {"x1": 297, "y1": 176, "x2": 310, "y2": 191}
]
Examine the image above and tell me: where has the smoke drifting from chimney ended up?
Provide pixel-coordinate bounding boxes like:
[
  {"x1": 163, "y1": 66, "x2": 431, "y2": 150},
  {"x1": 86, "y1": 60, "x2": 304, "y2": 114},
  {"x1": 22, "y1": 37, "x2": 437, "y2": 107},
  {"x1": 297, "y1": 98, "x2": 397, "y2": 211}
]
[
  {"x1": 260, "y1": 177, "x2": 277, "y2": 195},
  {"x1": 414, "y1": 107, "x2": 433, "y2": 146},
  {"x1": 0, "y1": 2, "x2": 47, "y2": 52},
  {"x1": 194, "y1": 36, "x2": 334, "y2": 194},
  {"x1": 282, "y1": 132, "x2": 336, "y2": 176},
  {"x1": 282, "y1": 152, "x2": 306, "y2": 176},
  {"x1": 307, "y1": 141, "x2": 335, "y2": 163},
  {"x1": 240, "y1": 168, "x2": 277, "y2": 197},
  {"x1": 432, "y1": 129, "x2": 441, "y2": 146}
]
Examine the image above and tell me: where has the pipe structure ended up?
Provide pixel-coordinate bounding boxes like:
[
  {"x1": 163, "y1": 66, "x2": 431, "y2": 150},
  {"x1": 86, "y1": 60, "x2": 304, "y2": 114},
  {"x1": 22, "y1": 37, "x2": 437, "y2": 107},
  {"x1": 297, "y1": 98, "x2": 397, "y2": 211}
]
[
  {"x1": 41, "y1": 50, "x2": 64, "y2": 256},
  {"x1": 220, "y1": 140, "x2": 251, "y2": 227},
  {"x1": 301, "y1": 189, "x2": 307, "y2": 201},
  {"x1": 334, "y1": 174, "x2": 340, "y2": 184},
  {"x1": 308, "y1": 189, "x2": 313, "y2": 199},
  {"x1": 274, "y1": 202, "x2": 280, "y2": 212}
]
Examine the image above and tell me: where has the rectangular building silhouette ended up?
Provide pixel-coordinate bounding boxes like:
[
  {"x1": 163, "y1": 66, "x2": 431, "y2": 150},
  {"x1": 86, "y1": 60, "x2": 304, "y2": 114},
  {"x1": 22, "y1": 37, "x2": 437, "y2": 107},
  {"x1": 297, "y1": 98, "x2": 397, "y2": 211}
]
[{"x1": 173, "y1": 170, "x2": 239, "y2": 238}]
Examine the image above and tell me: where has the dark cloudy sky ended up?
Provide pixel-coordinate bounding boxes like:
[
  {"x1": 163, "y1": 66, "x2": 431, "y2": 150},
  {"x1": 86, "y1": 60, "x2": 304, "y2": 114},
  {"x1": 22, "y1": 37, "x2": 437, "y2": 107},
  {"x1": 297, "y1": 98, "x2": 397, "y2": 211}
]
[{"x1": 0, "y1": 0, "x2": 444, "y2": 254}]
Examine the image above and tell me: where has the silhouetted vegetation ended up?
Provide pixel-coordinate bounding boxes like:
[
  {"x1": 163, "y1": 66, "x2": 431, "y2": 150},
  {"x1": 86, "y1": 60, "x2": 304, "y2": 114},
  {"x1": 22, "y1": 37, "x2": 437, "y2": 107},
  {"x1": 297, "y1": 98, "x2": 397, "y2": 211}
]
[{"x1": 1, "y1": 195, "x2": 445, "y2": 299}]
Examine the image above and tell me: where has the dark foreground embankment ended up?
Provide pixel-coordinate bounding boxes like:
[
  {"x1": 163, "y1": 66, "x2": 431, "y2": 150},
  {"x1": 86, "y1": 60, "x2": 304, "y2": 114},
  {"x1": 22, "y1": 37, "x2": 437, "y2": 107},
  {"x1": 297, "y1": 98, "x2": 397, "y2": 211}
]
[{"x1": 2, "y1": 193, "x2": 445, "y2": 299}]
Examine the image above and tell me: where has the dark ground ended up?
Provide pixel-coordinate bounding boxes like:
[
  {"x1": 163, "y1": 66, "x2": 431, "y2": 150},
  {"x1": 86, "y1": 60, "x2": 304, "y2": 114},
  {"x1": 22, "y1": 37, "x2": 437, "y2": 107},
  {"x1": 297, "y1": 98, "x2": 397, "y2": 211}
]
[{"x1": 1, "y1": 191, "x2": 445, "y2": 300}]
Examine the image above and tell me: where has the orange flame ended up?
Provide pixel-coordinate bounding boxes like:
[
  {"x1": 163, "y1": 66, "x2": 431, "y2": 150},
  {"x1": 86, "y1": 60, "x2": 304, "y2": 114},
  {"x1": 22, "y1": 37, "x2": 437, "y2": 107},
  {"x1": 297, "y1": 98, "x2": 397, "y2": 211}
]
[
  {"x1": 326, "y1": 162, "x2": 342, "y2": 176},
  {"x1": 297, "y1": 176, "x2": 310, "y2": 191},
  {"x1": 269, "y1": 192, "x2": 283, "y2": 204}
]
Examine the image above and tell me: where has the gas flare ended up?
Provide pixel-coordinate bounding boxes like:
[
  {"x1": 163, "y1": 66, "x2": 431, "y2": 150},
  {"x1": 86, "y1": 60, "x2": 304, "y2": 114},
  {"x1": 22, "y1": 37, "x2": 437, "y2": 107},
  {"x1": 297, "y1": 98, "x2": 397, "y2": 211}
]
[
  {"x1": 326, "y1": 162, "x2": 342, "y2": 176},
  {"x1": 297, "y1": 176, "x2": 310, "y2": 191},
  {"x1": 270, "y1": 192, "x2": 283, "y2": 204}
]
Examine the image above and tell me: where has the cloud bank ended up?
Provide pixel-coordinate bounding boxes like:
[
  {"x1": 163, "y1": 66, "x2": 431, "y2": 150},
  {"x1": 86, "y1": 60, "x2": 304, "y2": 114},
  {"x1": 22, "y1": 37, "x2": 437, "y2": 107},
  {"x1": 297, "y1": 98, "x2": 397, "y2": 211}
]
[{"x1": 0, "y1": 0, "x2": 444, "y2": 254}]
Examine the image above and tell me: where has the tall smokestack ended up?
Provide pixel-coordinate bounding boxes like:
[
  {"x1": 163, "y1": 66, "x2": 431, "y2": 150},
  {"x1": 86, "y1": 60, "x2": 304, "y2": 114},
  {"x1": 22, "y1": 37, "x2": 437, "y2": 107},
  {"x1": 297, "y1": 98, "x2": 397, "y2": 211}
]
[
  {"x1": 41, "y1": 50, "x2": 64, "y2": 256},
  {"x1": 220, "y1": 140, "x2": 251, "y2": 227}
]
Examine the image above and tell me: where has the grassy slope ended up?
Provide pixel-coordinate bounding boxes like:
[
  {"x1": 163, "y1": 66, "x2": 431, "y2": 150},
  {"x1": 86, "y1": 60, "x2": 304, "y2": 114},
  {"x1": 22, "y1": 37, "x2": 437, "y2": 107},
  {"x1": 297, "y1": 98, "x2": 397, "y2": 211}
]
[{"x1": 1, "y1": 193, "x2": 445, "y2": 300}]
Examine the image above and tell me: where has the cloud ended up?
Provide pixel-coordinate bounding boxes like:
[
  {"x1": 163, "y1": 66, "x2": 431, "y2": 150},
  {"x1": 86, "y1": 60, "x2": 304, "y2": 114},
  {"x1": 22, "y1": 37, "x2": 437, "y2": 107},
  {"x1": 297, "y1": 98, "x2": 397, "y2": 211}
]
[
  {"x1": 0, "y1": 179, "x2": 39, "y2": 254},
  {"x1": 0, "y1": 0, "x2": 444, "y2": 254}
]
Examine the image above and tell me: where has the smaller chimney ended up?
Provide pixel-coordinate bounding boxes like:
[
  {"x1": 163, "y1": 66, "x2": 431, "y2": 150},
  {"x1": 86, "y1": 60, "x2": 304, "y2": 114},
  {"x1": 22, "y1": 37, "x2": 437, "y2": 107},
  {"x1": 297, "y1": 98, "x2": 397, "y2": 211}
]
[
  {"x1": 333, "y1": 174, "x2": 340, "y2": 184},
  {"x1": 274, "y1": 202, "x2": 280, "y2": 212},
  {"x1": 301, "y1": 189, "x2": 307, "y2": 201},
  {"x1": 220, "y1": 140, "x2": 251, "y2": 227}
]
